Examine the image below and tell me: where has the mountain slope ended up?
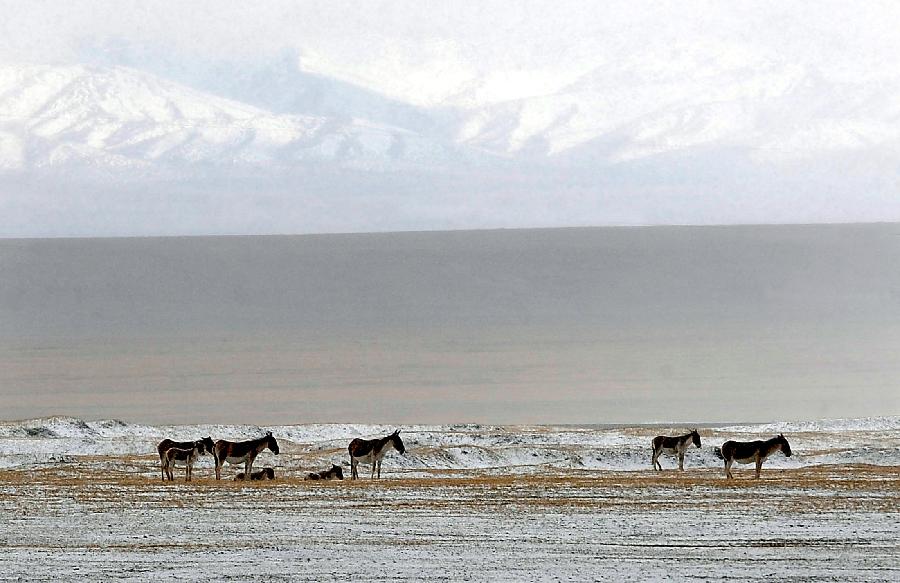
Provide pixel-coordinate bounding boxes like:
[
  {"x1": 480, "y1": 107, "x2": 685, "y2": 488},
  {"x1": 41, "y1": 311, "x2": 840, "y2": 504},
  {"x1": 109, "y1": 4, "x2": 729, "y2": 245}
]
[{"x1": 0, "y1": 64, "x2": 461, "y2": 175}]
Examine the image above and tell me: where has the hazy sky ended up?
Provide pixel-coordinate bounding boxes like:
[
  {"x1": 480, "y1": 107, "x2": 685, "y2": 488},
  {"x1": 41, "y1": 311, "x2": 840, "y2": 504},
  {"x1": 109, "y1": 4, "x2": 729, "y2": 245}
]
[{"x1": 2, "y1": 1, "x2": 900, "y2": 235}]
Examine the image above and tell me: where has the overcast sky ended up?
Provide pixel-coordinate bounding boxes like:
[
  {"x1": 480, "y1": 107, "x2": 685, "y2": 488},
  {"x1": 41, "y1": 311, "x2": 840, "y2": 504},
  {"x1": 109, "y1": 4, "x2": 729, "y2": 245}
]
[{"x1": 2, "y1": 1, "x2": 900, "y2": 236}]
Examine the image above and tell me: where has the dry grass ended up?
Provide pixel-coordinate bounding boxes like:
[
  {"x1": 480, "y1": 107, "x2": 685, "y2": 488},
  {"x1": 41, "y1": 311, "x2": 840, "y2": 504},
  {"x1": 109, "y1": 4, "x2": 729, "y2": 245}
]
[{"x1": 1, "y1": 458, "x2": 896, "y2": 515}]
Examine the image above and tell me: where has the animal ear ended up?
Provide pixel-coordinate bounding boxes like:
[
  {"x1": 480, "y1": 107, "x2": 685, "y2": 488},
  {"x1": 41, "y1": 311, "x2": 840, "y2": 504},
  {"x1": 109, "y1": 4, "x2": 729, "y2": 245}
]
[{"x1": 266, "y1": 431, "x2": 272, "y2": 436}]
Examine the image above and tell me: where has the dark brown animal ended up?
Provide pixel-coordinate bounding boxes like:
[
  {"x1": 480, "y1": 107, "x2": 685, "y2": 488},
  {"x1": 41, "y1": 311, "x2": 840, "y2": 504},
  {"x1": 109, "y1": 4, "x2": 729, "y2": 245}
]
[
  {"x1": 348, "y1": 429, "x2": 405, "y2": 480},
  {"x1": 162, "y1": 442, "x2": 203, "y2": 482},
  {"x1": 234, "y1": 467, "x2": 276, "y2": 481},
  {"x1": 213, "y1": 432, "x2": 279, "y2": 480},
  {"x1": 305, "y1": 464, "x2": 344, "y2": 481},
  {"x1": 651, "y1": 429, "x2": 701, "y2": 471},
  {"x1": 715, "y1": 434, "x2": 792, "y2": 479},
  {"x1": 157, "y1": 436, "x2": 214, "y2": 481}
]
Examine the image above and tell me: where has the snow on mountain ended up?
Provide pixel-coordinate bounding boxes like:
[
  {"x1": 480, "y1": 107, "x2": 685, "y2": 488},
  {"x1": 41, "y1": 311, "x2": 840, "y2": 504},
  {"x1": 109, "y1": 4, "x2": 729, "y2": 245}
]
[
  {"x1": 5, "y1": 47, "x2": 900, "y2": 179},
  {"x1": 0, "y1": 64, "x2": 458, "y2": 174},
  {"x1": 3, "y1": 12, "x2": 900, "y2": 236},
  {"x1": 451, "y1": 56, "x2": 900, "y2": 163}
]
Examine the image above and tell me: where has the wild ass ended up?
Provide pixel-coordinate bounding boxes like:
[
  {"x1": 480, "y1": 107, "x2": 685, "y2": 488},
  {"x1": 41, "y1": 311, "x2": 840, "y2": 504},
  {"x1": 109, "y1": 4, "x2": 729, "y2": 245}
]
[
  {"x1": 651, "y1": 429, "x2": 701, "y2": 471},
  {"x1": 305, "y1": 464, "x2": 344, "y2": 481},
  {"x1": 348, "y1": 429, "x2": 405, "y2": 480},
  {"x1": 715, "y1": 434, "x2": 792, "y2": 479},
  {"x1": 213, "y1": 432, "x2": 279, "y2": 480},
  {"x1": 162, "y1": 441, "x2": 204, "y2": 482},
  {"x1": 234, "y1": 467, "x2": 276, "y2": 481},
  {"x1": 157, "y1": 436, "x2": 215, "y2": 481}
]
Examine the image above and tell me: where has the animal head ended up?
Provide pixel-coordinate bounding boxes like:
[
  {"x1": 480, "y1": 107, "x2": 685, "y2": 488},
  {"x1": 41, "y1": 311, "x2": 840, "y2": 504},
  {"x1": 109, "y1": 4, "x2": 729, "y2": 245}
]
[
  {"x1": 690, "y1": 429, "x2": 701, "y2": 448},
  {"x1": 390, "y1": 429, "x2": 406, "y2": 455},
  {"x1": 331, "y1": 464, "x2": 344, "y2": 480},
  {"x1": 777, "y1": 433, "x2": 792, "y2": 457},
  {"x1": 265, "y1": 431, "x2": 280, "y2": 455},
  {"x1": 263, "y1": 467, "x2": 275, "y2": 480},
  {"x1": 200, "y1": 436, "x2": 215, "y2": 454},
  {"x1": 193, "y1": 440, "x2": 207, "y2": 454}
]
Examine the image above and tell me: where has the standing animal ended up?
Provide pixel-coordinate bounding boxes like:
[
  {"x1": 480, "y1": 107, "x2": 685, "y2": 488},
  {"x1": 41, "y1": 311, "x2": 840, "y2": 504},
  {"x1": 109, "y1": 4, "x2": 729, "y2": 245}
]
[
  {"x1": 305, "y1": 464, "x2": 344, "y2": 481},
  {"x1": 348, "y1": 429, "x2": 405, "y2": 480},
  {"x1": 715, "y1": 434, "x2": 792, "y2": 479},
  {"x1": 651, "y1": 429, "x2": 702, "y2": 471},
  {"x1": 162, "y1": 441, "x2": 204, "y2": 482},
  {"x1": 157, "y1": 436, "x2": 215, "y2": 481},
  {"x1": 213, "y1": 432, "x2": 279, "y2": 480},
  {"x1": 234, "y1": 467, "x2": 276, "y2": 481}
]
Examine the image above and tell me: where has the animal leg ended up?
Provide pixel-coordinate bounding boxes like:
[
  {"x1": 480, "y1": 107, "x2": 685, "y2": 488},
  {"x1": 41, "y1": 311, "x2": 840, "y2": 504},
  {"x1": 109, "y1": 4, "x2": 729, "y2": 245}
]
[
  {"x1": 755, "y1": 459, "x2": 763, "y2": 479},
  {"x1": 377, "y1": 460, "x2": 382, "y2": 479},
  {"x1": 678, "y1": 452, "x2": 685, "y2": 471},
  {"x1": 350, "y1": 459, "x2": 357, "y2": 480},
  {"x1": 651, "y1": 449, "x2": 660, "y2": 471},
  {"x1": 370, "y1": 461, "x2": 376, "y2": 480},
  {"x1": 724, "y1": 459, "x2": 733, "y2": 479}
]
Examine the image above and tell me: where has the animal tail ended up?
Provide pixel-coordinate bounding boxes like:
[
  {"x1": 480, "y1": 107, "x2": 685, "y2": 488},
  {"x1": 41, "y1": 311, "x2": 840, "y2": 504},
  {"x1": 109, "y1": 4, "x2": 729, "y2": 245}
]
[{"x1": 713, "y1": 446, "x2": 724, "y2": 460}]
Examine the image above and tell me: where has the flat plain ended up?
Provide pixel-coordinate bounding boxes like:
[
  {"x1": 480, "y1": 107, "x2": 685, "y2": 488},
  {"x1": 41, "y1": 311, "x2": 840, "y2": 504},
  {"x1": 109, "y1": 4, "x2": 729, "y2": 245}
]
[{"x1": 1, "y1": 419, "x2": 897, "y2": 582}]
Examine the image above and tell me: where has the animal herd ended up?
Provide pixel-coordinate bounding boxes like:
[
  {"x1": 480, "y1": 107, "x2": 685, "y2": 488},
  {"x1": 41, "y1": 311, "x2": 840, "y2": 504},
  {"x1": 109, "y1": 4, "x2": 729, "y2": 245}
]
[
  {"x1": 156, "y1": 429, "x2": 406, "y2": 482},
  {"x1": 156, "y1": 427, "x2": 793, "y2": 482},
  {"x1": 652, "y1": 429, "x2": 793, "y2": 478}
]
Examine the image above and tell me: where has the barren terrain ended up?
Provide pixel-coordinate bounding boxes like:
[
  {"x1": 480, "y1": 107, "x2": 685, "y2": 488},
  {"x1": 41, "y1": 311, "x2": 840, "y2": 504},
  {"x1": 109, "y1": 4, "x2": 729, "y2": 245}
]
[{"x1": 0, "y1": 418, "x2": 897, "y2": 581}]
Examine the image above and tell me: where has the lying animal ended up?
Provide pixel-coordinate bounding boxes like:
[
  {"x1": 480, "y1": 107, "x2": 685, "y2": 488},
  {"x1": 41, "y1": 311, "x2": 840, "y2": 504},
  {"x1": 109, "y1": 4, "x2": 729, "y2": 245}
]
[
  {"x1": 305, "y1": 464, "x2": 344, "y2": 481},
  {"x1": 234, "y1": 467, "x2": 276, "y2": 481}
]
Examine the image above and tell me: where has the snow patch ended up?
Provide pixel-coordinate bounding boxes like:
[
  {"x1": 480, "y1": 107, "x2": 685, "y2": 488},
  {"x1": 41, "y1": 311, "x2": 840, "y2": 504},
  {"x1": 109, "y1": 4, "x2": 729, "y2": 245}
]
[{"x1": 1, "y1": 416, "x2": 897, "y2": 473}]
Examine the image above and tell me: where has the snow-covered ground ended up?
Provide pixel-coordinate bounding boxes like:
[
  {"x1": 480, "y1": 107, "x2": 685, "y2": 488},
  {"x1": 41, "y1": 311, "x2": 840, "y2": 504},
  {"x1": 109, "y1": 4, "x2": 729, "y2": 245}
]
[
  {"x1": 1, "y1": 416, "x2": 898, "y2": 474},
  {"x1": 0, "y1": 417, "x2": 897, "y2": 581}
]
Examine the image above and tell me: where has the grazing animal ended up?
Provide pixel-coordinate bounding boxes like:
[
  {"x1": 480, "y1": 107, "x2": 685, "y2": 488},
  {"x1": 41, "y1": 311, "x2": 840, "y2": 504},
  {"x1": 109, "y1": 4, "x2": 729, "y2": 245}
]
[
  {"x1": 234, "y1": 467, "x2": 276, "y2": 481},
  {"x1": 348, "y1": 429, "x2": 405, "y2": 480},
  {"x1": 305, "y1": 464, "x2": 344, "y2": 481},
  {"x1": 162, "y1": 442, "x2": 204, "y2": 482},
  {"x1": 651, "y1": 429, "x2": 702, "y2": 471},
  {"x1": 715, "y1": 434, "x2": 792, "y2": 479},
  {"x1": 213, "y1": 432, "x2": 279, "y2": 480},
  {"x1": 157, "y1": 436, "x2": 215, "y2": 481}
]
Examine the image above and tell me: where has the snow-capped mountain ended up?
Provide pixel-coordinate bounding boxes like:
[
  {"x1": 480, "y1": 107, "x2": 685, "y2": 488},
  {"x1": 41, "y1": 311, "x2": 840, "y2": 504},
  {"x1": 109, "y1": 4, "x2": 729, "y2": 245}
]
[
  {"x1": 3, "y1": 1, "x2": 900, "y2": 235},
  {"x1": 0, "y1": 64, "x2": 462, "y2": 175},
  {"x1": 445, "y1": 51, "x2": 900, "y2": 163},
  {"x1": 4, "y1": 55, "x2": 900, "y2": 180}
]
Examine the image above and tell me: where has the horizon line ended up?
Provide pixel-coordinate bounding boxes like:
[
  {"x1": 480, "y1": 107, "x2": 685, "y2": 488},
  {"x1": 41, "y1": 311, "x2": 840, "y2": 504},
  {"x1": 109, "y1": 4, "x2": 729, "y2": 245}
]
[{"x1": 3, "y1": 220, "x2": 898, "y2": 242}]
